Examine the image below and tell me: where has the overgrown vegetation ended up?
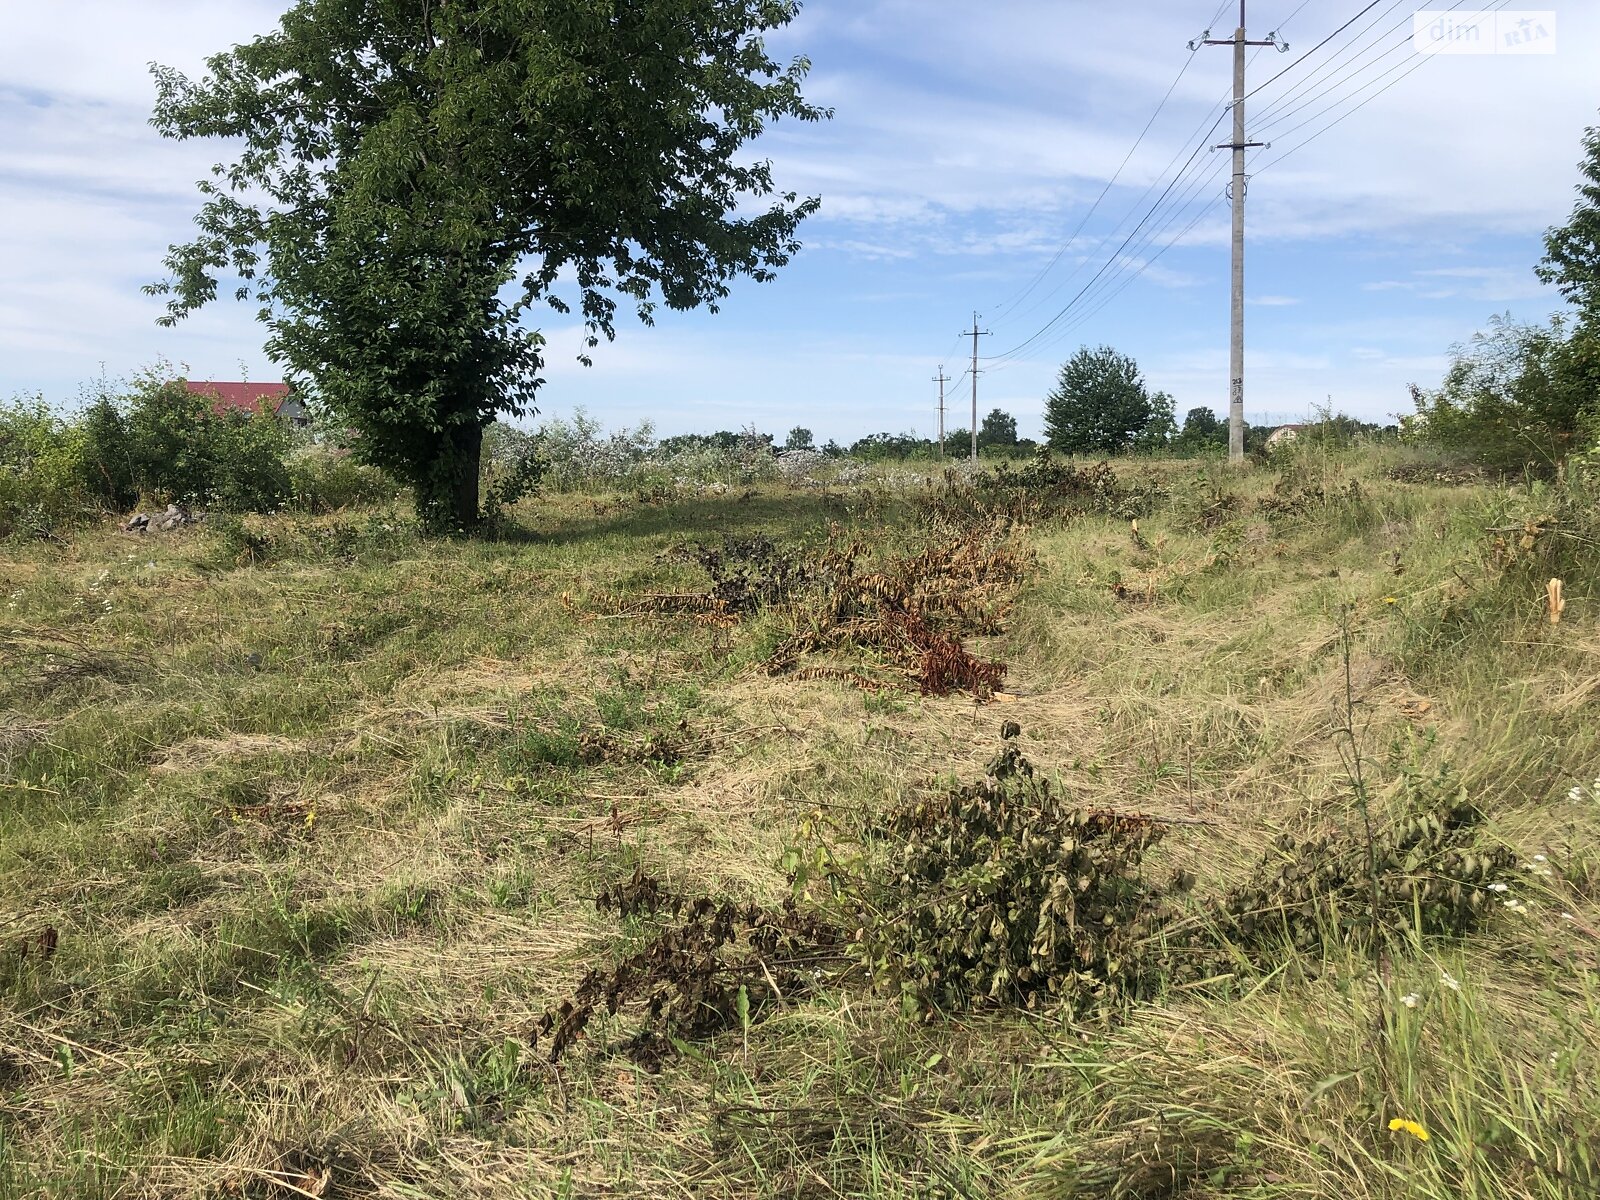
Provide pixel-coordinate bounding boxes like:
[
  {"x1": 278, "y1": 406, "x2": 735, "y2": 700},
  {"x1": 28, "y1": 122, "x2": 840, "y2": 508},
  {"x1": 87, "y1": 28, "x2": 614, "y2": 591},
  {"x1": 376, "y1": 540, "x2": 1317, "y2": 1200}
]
[
  {"x1": 0, "y1": 371, "x2": 396, "y2": 540},
  {"x1": 4, "y1": 439, "x2": 1596, "y2": 1198}
]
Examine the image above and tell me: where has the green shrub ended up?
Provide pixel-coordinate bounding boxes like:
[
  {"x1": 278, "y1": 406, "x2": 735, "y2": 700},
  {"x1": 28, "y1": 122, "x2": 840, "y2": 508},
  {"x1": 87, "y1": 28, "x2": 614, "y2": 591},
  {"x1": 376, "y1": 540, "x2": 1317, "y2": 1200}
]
[
  {"x1": 77, "y1": 398, "x2": 138, "y2": 510},
  {"x1": 288, "y1": 446, "x2": 400, "y2": 512},
  {"x1": 121, "y1": 376, "x2": 295, "y2": 511},
  {"x1": 0, "y1": 398, "x2": 97, "y2": 540},
  {"x1": 1406, "y1": 314, "x2": 1599, "y2": 474},
  {"x1": 845, "y1": 736, "x2": 1171, "y2": 1016}
]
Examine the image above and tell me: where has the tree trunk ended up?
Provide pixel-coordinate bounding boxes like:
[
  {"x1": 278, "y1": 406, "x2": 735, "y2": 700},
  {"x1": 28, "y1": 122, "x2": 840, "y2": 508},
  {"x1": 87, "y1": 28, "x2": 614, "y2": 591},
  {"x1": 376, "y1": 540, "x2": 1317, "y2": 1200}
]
[{"x1": 450, "y1": 421, "x2": 483, "y2": 531}]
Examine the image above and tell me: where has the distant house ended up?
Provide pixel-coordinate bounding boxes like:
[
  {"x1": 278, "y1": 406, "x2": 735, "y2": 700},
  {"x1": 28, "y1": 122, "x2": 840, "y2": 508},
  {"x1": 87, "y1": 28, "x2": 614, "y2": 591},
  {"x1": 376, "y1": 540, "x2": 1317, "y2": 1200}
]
[
  {"x1": 184, "y1": 381, "x2": 311, "y2": 430},
  {"x1": 1265, "y1": 423, "x2": 1308, "y2": 449}
]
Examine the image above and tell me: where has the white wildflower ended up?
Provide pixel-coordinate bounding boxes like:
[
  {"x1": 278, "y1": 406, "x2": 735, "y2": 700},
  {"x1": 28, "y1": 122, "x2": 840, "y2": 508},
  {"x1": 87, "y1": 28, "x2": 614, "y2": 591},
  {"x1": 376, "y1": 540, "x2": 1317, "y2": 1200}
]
[
  {"x1": 1489, "y1": 882, "x2": 1509, "y2": 893},
  {"x1": 1400, "y1": 993, "x2": 1421, "y2": 1009},
  {"x1": 1441, "y1": 971, "x2": 1461, "y2": 992}
]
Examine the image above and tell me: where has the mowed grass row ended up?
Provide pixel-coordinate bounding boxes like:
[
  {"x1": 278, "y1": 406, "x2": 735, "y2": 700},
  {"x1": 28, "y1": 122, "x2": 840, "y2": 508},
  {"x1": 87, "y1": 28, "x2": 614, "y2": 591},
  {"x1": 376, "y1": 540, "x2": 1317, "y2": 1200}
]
[{"x1": 2, "y1": 448, "x2": 1597, "y2": 1198}]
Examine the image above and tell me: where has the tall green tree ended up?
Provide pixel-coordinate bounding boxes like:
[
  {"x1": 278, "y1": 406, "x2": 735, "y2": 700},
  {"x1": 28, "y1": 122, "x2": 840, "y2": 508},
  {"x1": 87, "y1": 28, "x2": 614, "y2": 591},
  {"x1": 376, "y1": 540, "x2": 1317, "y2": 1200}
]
[
  {"x1": 1042, "y1": 346, "x2": 1152, "y2": 455},
  {"x1": 977, "y1": 407, "x2": 1018, "y2": 450},
  {"x1": 147, "y1": 0, "x2": 827, "y2": 530},
  {"x1": 1179, "y1": 405, "x2": 1226, "y2": 451},
  {"x1": 1132, "y1": 389, "x2": 1176, "y2": 452},
  {"x1": 1538, "y1": 117, "x2": 1600, "y2": 325}
]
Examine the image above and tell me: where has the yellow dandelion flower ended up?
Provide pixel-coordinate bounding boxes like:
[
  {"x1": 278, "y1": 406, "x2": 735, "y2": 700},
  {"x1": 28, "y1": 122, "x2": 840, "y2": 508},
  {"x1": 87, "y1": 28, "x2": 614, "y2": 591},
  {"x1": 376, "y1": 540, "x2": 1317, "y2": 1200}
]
[
  {"x1": 1382, "y1": 597, "x2": 1398, "y2": 605},
  {"x1": 1388, "y1": 1118, "x2": 1430, "y2": 1142}
]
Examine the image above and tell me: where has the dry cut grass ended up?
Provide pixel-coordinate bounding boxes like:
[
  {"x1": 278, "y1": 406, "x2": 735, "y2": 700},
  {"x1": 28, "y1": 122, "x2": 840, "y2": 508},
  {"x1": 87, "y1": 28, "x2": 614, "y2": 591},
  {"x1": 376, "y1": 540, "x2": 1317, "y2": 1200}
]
[{"x1": 1, "y1": 449, "x2": 1597, "y2": 1198}]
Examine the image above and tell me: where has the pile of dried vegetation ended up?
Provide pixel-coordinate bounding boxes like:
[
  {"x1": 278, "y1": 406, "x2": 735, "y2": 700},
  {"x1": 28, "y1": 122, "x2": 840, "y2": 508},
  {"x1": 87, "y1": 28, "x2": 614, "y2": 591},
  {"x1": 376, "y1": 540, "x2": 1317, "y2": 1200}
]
[
  {"x1": 540, "y1": 726, "x2": 1518, "y2": 1068},
  {"x1": 615, "y1": 516, "x2": 1033, "y2": 698}
]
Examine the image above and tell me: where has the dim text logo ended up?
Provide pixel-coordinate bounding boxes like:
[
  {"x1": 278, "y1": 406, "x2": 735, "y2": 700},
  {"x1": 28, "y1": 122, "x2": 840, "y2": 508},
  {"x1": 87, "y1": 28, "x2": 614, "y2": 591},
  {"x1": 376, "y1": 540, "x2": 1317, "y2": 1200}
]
[{"x1": 1413, "y1": 10, "x2": 1556, "y2": 54}]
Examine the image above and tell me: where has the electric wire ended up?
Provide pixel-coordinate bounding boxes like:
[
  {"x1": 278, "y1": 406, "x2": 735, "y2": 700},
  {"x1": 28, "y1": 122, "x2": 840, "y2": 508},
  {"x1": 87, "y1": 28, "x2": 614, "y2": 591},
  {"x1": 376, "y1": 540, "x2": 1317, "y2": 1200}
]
[
  {"x1": 986, "y1": 155, "x2": 1232, "y2": 371},
  {"x1": 988, "y1": 0, "x2": 1238, "y2": 323},
  {"x1": 939, "y1": 0, "x2": 1438, "y2": 390},
  {"x1": 983, "y1": 0, "x2": 1313, "y2": 361},
  {"x1": 1241, "y1": 1, "x2": 1386, "y2": 101},
  {"x1": 1255, "y1": 0, "x2": 1514, "y2": 164},
  {"x1": 980, "y1": 0, "x2": 1502, "y2": 367},
  {"x1": 1250, "y1": 0, "x2": 1412, "y2": 128}
]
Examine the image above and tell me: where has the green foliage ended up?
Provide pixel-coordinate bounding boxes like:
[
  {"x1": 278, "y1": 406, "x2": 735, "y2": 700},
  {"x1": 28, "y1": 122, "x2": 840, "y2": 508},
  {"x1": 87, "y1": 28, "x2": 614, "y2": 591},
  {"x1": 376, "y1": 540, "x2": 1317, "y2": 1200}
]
[
  {"x1": 783, "y1": 426, "x2": 815, "y2": 452},
  {"x1": 1406, "y1": 314, "x2": 1599, "y2": 473},
  {"x1": 969, "y1": 451, "x2": 1164, "y2": 521},
  {"x1": 1194, "y1": 792, "x2": 1514, "y2": 970},
  {"x1": 1, "y1": 372, "x2": 395, "y2": 539},
  {"x1": 1131, "y1": 389, "x2": 1177, "y2": 452},
  {"x1": 977, "y1": 407, "x2": 1018, "y2": 450},
  {"x1": 850, "y1": 430, "x2": 937, "y2": 461},
  {"x1": 0, "y1": 398, "x2": 97, "y2": 540},
  {"x1": 77, "y1": 399, "x2": 139, "y2": 510},
  {"x1": 287, "y1": 447, "x2": 401, "y2": 514},
  {"x1": 147, "y1": 0, "x2": 827, "y2": 530},
  {"x1": 1178, "y1": 405, "x2": 1227, "y2": 454},
  {"x1": 1409, "y1": 124, "x2": 1600, "y2": 475},
  {"x1": 1260, "y1": 444, "x2": 1372, "y2": 527},
  {"x1": 1538, "y1": 116, "x2": 1600, "y2": 324},
  {"x1": 852, "y1": 737, "x2": 1170, "y2": 1015},
  {"x1": 205, "y1": 509, "x2": 422, "y2": 569},
  {"x1": 119, "y1": 376, "x2": 295, "y2": 510},
  {"x1": 1291, "y1": 412, "x2": 1398, "y2": 448},
  {"x1": 1043, "y1": 345, "x2": 1155, "y2": 454},
  {"x1": 1482, "y1": 469, "x2": 1600, "y2": 586}
]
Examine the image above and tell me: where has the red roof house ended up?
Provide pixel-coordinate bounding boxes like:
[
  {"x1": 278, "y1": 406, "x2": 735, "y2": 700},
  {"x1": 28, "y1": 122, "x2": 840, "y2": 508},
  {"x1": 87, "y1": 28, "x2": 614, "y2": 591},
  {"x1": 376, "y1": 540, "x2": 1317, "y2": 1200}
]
[{"x1": 184, "y1": 381, "x2": 309, "y2": 428}]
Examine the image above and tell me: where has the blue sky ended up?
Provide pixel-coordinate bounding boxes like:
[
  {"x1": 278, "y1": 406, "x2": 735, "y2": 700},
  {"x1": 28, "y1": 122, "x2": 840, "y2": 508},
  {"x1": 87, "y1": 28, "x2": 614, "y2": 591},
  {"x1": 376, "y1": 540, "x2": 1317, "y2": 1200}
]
[{"x1": 1, "y1": 1, "x2": 1595, "y2": 443}]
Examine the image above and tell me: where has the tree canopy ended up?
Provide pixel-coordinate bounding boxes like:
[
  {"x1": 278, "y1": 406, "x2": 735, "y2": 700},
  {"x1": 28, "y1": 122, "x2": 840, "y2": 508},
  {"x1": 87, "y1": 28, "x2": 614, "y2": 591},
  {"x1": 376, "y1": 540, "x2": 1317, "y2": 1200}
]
[
  {"x1": 977, "y1": 408, "x2": 1018, "y2": 450},
  {"x1": 1042, "y1": 346, "x2": 1153, "y2": 455},
  {"x1": 1539, "y1": 117, "x2": 1600, "y2": 326},
  {"x1": 147, "y1": 0, "x2": 827, "y2": 529}
]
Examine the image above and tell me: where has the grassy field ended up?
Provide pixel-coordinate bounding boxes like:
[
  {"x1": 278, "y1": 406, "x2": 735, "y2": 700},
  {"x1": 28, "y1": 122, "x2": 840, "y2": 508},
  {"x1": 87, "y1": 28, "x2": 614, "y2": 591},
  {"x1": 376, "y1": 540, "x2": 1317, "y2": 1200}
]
[{"x1": 2, "y1": 445, "x2": 1597, "y2": 1198}]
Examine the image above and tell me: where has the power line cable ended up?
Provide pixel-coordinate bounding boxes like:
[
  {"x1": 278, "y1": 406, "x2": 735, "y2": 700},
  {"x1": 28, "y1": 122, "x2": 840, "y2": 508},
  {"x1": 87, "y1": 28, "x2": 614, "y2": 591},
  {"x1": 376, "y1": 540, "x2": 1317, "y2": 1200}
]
[
  {"x1": 1001, "y1": 76, "x2": 1237, "y2": 330},
  {"x1": 985, "y1": 0, "x2": 1513, "y2": 381},
  {"x1": 985, "y1": 103, "x2": 1233, "y2": 364},
  {"x1": 984, "y1": 190, "x2": 1229, "y2": 376},
  {"x1": 1256, "y1": 0, "x2": 1502, "y2": 136},
  {"x1": 946, "y1": 0, "x2": 1322, "y2": 379},
  {"x1": 989, "y1": 5, "x2": 1307, "y2": 354},
  {"x1": 1250, "y1": 0, "x2": 1411, "y2": 127},
  {"x1": 989, "y1": 2, "x2": 1238, "y2": 322},
  {"x1": 1242, "y1": 0, "x2": 1386, "y2": 101},
  {"x1": 1255, "y1": 0, "x2": 1513, "y2": 164},
  {"x1": 1025, "y1": 156, "x2": 1230, "y2": 352},
  {"x1": 994, "y1": 158, "x2": 1232, "y2": 367}
]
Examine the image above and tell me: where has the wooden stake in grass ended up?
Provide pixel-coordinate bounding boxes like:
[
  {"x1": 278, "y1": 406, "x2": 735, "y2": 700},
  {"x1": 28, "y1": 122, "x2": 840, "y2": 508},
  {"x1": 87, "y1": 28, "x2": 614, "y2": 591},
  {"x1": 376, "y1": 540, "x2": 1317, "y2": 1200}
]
[{"x1": 1547, "y1": 578, "x2": 1566, "y2": 626}]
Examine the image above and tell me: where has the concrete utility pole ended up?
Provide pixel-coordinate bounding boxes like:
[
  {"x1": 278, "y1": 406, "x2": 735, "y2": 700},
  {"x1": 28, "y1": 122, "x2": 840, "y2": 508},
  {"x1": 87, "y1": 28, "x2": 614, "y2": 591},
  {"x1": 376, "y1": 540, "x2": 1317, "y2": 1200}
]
[
  {"x1": 933, "y1": 365, "x2": 951, "y2": 458},
  {"x1": 963, "y1": 314, "x2": 990, "y2": 463},
  {"x1": 1200, "y1": 3, "x2": 1282, "y2": 462}
]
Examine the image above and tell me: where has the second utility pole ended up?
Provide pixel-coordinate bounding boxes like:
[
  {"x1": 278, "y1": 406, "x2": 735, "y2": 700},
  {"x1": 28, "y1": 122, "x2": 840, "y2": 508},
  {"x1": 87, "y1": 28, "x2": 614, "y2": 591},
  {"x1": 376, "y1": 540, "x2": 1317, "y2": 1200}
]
[
  {"x1": 964, "y1": 313, "x2": 990, "y2": 463},
  {"x1": 933, "y1": 365, "x2": 951, "y2": 458},
  {"x1": 1202, "y1": 3, "x2": 1278, "y2": 462}
]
